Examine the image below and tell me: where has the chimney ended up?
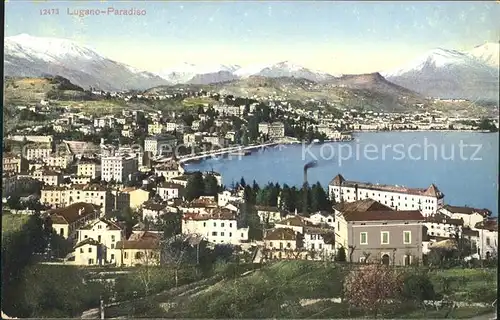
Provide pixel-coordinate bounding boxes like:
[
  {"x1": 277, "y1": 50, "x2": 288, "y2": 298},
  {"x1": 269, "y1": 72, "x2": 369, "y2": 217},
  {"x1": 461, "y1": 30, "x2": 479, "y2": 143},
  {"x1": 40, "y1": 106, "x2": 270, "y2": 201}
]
[
  {"x1": 78, "y1": 208, "x2": 84, "y2": 216},
  {"x1": 355, "y1": 184, "x2": 358, "y2": 201}
]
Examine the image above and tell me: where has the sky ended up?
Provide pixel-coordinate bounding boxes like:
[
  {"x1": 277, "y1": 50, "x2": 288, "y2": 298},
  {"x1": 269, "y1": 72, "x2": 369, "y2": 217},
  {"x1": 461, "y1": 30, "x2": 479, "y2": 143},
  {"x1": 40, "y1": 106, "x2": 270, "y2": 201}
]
[{"x1": 5, "y1": 1, "x2": 500, "y2": 74}]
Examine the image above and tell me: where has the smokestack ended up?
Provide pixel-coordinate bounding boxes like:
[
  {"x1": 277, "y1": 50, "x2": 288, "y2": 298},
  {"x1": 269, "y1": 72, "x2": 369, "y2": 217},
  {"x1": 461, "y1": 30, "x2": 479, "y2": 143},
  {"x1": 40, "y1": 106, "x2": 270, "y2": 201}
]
[{"x1": 302, "y1": 161, "x2": 318, "y2": 215}]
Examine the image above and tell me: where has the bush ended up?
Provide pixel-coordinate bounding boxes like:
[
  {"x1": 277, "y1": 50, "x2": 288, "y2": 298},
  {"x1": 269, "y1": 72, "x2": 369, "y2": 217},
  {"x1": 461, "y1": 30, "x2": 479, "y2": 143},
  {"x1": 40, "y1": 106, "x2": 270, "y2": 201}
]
[
  {"x1": 335, "y1": 247, "x2": 346, "y2": 262},
  {"x1": 402, "y1": 273, "x2": 436, "y2": 303}
]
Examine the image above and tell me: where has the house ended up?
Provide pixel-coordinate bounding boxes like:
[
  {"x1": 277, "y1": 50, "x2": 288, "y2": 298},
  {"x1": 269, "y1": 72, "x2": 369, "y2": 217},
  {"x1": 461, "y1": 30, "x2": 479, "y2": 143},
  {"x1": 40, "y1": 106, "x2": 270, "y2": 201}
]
[
  {"x1": 77, "y1": 158, "x2": 101, "y2": 179},
  {"x1": 74, "y1": 238, "x2": 100, "y2": 266},
  {"x1": 335, "y1": 207, "x2": 425, "y2": 266},
  {"x1": 263, "y1": 228, "x2": 304, "y2": 260},
  {"x1": 255, "y1": 206, "x2": 284, "y2": 224},
  {"x1": 40, "y1": 184, "x2": 113, "y2": 213},
  {"x1": 475, "y1": 219, "x2": 498, "y2": 260},
  {"x1": 48, "y1": 202, "x2": 101, "y2": 239},
  {"x1": 303, "y1": 226, "x2": 336, "y2": 261},
  {"x1": 77, "y1": 218, "x2": 125, "y2": 265},
  {"x1": 424, "y1": 213, "x2": 464, "y2": 238},
  {"x1": 308, "y1": 211, "x2": 335, "y2": 227},
  {"x1": 144, "y1": 134, "x2": 177, "y2": 156},
  {"x1": 31, "y1": 168, "x2": 62, "y2": 186},
  {"x1": 3, "y1": 153, "x2": 27, "y2": 173},
  {"x1": 328, "y1": 174, "x2": 445, "y2": 216},
  {"x1": 275, "y1": 215, "x2": 315, "y2": 234},
  {"x1": 122, "y1": 187, "x2": 150, "y2": 209},
  {"x1": 154, "y1": 162, "x2": 184, "y2": 181},
  {"x1": 101, "y1": 155, "x2": 138, "y2": 183},
  {"x1": 24, "y1": 142, "x2": 52, "y2": 160},
  {"x1": 157, "y1": 182, "x2": 184, "y2": 200},
  {"x1": 114, "y1": 231, "x2": 161, "y2": 267},
  {"x1": 217, "y1": 190, "x2": 243, "y2": 207},
  {"x1": 439, "y1": 205, "x2": 492, "y2": 229},
  {"x1": 142, "y1": 201, "x2": 169, "y2": 222},
  {"x1": 181, "y1": 210, "x2": 249, "y2": 245}
]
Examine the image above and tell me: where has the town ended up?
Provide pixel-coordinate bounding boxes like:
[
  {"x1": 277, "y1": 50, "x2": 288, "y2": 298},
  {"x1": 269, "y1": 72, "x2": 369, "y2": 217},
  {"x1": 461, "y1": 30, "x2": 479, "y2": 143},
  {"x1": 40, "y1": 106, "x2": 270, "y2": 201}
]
[{"x1": 2, "y1": 85, "x2": 498, "y2": 318}]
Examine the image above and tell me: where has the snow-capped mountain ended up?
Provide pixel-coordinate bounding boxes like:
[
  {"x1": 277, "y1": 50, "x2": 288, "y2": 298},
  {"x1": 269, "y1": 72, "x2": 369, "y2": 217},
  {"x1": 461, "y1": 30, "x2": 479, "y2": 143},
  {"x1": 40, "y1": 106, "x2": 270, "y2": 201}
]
[
  {"x1": 156, "y1": 63, "x2": 241, "y2": 84},
  {"x1": 382, "y1": 47, "x2": 499, "y2": 101},
  {"x1": 467, "y1": 42, "x2": 499, "y2": 68},
  {"x1": 234, "y1": 61, "x2": 338, "y2": 82},
  {"x1": 4, "y1": 34, "x2": 169, "y2": 91}
]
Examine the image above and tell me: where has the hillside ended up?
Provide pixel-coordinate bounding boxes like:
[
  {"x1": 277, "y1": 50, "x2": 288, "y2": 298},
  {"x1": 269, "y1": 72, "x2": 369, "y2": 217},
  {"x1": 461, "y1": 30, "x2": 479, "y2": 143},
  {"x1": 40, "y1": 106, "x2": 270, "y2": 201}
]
[
  {"x1": 103, "y1": 261, "x2": 498, "y2": 319},
  {"x1": 147, "y1": 74, "x2": 427, "y2": 112}
]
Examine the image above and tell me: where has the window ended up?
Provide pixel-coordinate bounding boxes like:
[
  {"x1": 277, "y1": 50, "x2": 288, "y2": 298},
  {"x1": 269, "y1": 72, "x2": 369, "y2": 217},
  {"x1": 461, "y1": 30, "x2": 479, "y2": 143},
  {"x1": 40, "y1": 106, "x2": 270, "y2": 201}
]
[
  {"x1": 212, "y1": 231, "x2": 217, "y2": 236},
  {"x1": 88, "y1": 259, "x2": 93, "y2": 265},
  {"x1": 280, "y1": 243, "x2": 284, "y2": 249},
  {"x1": 111, "y1": 235, "x2": 115, "y2": 241},
  {"x1": 124, "y1": 252, "x2": 128, "y2": 259},
  {"x1": 111, "y1": 254, "x2": 115, "y2": 260},
  {"x1": 311, "y1": 243, "x2": 315, "y2": 250},
  {"x1": 229, "y1": 232, "x2": 232, "y2": 237},
  {"x1": 221, "y1": 232, "x2": 225, "y2": 237},
  {"x1": 213, "y1": 222, "x2": 216, "y2": 227},
  {"x1": 80, "y1": 248, "x2": 84, "y2": 253},
  {"x1": 381, "y1": 232, "x2": 389, "y2": 244},
  {"x1": 403, "y1": 231, "x2": 411, "y2": 244},
  {"x1": 98, "y1": 235, "x2": 102, "y2": 242},
  {"x1": 360, "y1": 232, "x2": 368, "y2": 245},
  {"x1": 88, "y1": 247, "x2": 92, "y2": 253},
  {"x1": 229, "y1": 223, "x2": 232, "y2": 228},
  {"x1": 404, "y1": 255, "x2": 412, "y2": 266},
  {"x1": 221, "y1": 223, "x2": 225, "y2": 227},
  {"x1": 241, "y1": 233, "x2": 243, "y2": 238},
  {"x1": 203, "y1": 222, "x2": 206, "y2": 227},
  {"x1": 111, "y1": 243, "x2": 115, "y2": 249},
  {"x1": 486, "y1": 237, "x2": 491, "y2": 246},
  {"x1": 287, "y1": 243, "x2": 291, "y2": 248},
  {"x1": 269, "y1": 242, "x2": 273, "y2": 247},
  {"x1": 319, "y1": 244, "x2": 322, "y2": 249}
]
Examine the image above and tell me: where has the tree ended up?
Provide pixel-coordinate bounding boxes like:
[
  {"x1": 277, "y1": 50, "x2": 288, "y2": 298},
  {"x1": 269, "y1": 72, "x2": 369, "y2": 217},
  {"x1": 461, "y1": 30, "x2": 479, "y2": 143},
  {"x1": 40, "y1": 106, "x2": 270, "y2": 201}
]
[
  {"x1": 204, "y1": 174, "x2": 219, "y2": 197},
  {"x1": 160, "y1": 234, "x2": 197, "y2": 288},
  {"x1": 343, "y1": 264, "x2": 405, "y2": 317},
  {"x1": 185, "y1": 172, "x2": 205, "y2": 201},
  {"x1": 402, "y1": 272, "x2": 436, "y2": 314},
  {"x1": 336, "y1": 247, "x2": 346, "y2": 262}
]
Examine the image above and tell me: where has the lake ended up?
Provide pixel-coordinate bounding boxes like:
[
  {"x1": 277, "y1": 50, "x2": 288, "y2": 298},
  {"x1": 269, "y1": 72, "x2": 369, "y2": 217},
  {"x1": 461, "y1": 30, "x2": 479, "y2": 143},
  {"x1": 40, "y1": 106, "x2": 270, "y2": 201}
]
[{"x1": 184, "y1": 132, "x2": 499, "y2": 215}]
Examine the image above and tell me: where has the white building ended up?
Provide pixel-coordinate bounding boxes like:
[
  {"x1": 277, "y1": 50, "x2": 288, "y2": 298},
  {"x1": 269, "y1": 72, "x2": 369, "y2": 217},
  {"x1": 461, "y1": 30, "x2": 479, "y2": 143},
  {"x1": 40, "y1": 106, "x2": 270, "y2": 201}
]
[
  {"x1": 144, "y1": 135, "x2": 177, "y2": 156},
  {"x1": 218, "y1": 190, "x2": 243, "y2": 207},
  {"x1": 328, "y1": 174, "x2": 445, "y2": 216},
  {"x1": 439, "y1": 205, "x2": 492, "y2": 229},
  {"x1": 101, "y1": 155, "x2": 138, "y2": 183},
  {"x1": 182, "y1": 211, "x2": 249, "y2": 245},
  {"x1": 423, "y1": 213, "x2": 464, "y2": 238},
  {"x1": 157, "y1": 182, "x2": 184, "y2": 201},
  {"x1": 77, "y1": 159, "x2": 101, "y2": 179},
  {"x1": 302, "y1": 227, "x2": 336, "y2": 260},
  {"x1": 307, "y1": 211, "x2": 335, "y2": 227},
  {"x1": 76, "y1": 218, "x2": 125, "y2": 264}
]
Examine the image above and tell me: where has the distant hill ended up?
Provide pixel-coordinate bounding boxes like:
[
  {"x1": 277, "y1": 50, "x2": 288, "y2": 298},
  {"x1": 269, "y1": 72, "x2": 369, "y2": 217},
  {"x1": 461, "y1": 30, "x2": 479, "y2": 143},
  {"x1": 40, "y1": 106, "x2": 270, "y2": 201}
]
[{"x1": 146, "y1": 73, "x2": 427, "y2": 112}]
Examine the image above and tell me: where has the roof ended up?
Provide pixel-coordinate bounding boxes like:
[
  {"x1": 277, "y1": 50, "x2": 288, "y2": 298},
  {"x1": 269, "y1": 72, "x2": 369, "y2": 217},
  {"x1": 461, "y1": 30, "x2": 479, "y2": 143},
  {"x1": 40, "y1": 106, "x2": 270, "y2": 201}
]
[
  {"x1": 48, "y1": 202, "x2": 99, "y2": 225},
  {"x1": 143, "y1": 201, "x2": 168, "y2": 211},
  {"x1": 425, "y1": 213, "x2": 464, "y2": 226},
  {"x1": 329, "y1": 174, "x2": 444, "y2": 199},
  {"x1": 74, "y1": 238, "x2": 100, "y2": 249},
  {"x1": 116, "y1": 231, "x2": 160, "y2": 250},
  {"x1": 158, "y1": 182, "x2": 184, "y2": 189},
  {"x1": 442, "y1": 205, "x2": 492, "y2": 217},
  {"x1": 474, "y1": 219, "x2": 498, "y2": 232},
  {"x1": 276, "y1": 215, "x2": 315, "y2": 227},
  {"x1": 335, "y1": 199, "x2": 393, "y2": 213},
  {"x1": 311, "y1": 211, "x2": 334, "y2": 217},
  {"x1": 462, "y1": 227, "x2": 480, "y2": 237},
  {"x1": 264, "y1": 228, "x2": 297, "y2": 241},
  {"x1": 183, "y1": 209, "x2": 235, "y2": 221},
  {"x1": 79, "y1": 218, "x2": 124, "y2": 231},
  {"x1": 343, "y1": 210, "x2": 424, "y2": 222}
]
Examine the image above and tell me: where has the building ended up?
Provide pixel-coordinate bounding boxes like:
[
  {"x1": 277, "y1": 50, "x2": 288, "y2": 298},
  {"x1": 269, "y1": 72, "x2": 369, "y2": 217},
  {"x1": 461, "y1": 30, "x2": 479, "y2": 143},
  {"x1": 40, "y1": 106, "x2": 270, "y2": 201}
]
[
  {"x1": 31, "y1": 168, "x2": 63, "y2": 186},
  {"x1": 7, "y1": 135, "x2": 53, "y2": 144},
  {"x1": 77, "y1": 159, "x2": 101, "y2": 179},
  {"x1": 218, "y1": 190, "x2": 243, "y2": 207},
  {"x1": 334, "y1": 203, "x2": 424, "y2": 266},
  {"x1": 93, "y1": 116, "x2": 116, "y2": 128},
  {"x1": 439, "y1": 205, "x2": 492, "y2": 229},
  {"x1": 303, "y1": 226, "x2": 336, "y2": 261},
  {"x1": 48, "y1": 202, "x2": 101, "y2": 239},
  {"x1": 154, "y1": 162, "x2": 184, "y2": 181},
  {"x1": 148, "y1": 122, "x2": 165, "y2": 135},
  {"x1": 121, "y1": 187, "x2": 150, "y2": 209},
  {"x1": 258, "y1": 122, "x2": 285, "y2": 138},
  {"x1": 263, "y1": 228, "x2": 304, "y2": 260},
  {"x1": 475, "y1": 219, "x2": 498, "y2": 260},
  {"x1": 183, "y1": 133, "x2": 203, "y2": 147},
  {"x1": 101, "y1": 155, "x2": 138, "y2": 183},
  {"x1": 424, "y1": 213, "x2": 464, "y2": 238},
  {"x1": 24, "y1": 142, "x2": 52, "y2": 160},
  {"x1": 182, "y1": 210, "x2": 249, "y2": 245},
  {"x1": 274, "y1": 215, "x2": 316, "y2": 234},
  {"x1": 74, "y1": 238, "x2": 101, "y2": 266},
  {"x1": 114, "y1": 231, "x2": 161, "y2": 267},
  {"x1": 308, "y1": 211, "x2": 335, "y2": 227},
  {"x1": 76, "y1": 218, "x2": 125, "y2": 265},
  {"x1": 40, "y1": 184, "x2": 113, "y2": 213},
  {"x1": 157, "y1": 182, "x2": 185, "y2": 201},
  {"x1": 142, "y1": 201, "x2": 169, "y2": 222},
  {"x1": 328, "y1": 174, "x2": 445, "y2": 216},
  {"x1": 255, "y1": 206, "x2": 285, "y2": 224},
  {"x1": 3, "y1": 153, "x2": 27, "y2": 173},
  {"x1": 144, "y1": 135, "x2": 177, "y2": 156}
]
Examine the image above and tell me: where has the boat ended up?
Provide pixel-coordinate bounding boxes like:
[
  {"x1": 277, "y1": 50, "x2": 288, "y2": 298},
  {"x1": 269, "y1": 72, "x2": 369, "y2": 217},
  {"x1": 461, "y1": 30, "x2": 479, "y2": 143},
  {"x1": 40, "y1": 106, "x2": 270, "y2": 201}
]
[{"x1": 312, "y1": 139, "x2": 320, "y2": 144}]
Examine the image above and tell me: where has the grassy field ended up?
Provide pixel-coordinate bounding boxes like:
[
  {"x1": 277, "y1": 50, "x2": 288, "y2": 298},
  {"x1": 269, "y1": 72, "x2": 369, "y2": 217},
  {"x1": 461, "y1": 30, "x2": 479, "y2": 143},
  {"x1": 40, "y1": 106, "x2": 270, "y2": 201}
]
[
  {"x1": 181, "y1": 97, "x2": 216, "y2": 108},
  {"x1": 104, "y1": 261, "x2": 498, "y2": 319},
  {"x1": 2, "y1": 214, "x2": 31, "y2": 240}
]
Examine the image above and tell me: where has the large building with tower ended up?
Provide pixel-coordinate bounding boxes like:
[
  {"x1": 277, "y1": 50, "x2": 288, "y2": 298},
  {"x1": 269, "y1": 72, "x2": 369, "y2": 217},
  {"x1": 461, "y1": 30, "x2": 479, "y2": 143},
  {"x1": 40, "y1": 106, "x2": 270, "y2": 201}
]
[{"x1": 328, "y1": 174, "x2": 444, "y2": 216}]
